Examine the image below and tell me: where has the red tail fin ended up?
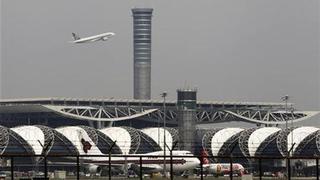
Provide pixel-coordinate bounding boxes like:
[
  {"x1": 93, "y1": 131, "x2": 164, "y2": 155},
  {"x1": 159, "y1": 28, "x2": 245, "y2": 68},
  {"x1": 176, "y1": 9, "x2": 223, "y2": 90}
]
[
  {"x1": 200, "y1": 148, "x2": 210, "y2": 164},
  {"x1": 81, "y1": 138, "x2": 92, "y2": 153}
]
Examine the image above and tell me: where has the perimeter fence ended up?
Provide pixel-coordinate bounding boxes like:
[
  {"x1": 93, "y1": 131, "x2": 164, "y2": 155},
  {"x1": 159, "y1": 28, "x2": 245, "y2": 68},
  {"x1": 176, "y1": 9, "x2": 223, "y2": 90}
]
[{"x1": 0, "y1": 154, "x2": 320, "y2": 180}]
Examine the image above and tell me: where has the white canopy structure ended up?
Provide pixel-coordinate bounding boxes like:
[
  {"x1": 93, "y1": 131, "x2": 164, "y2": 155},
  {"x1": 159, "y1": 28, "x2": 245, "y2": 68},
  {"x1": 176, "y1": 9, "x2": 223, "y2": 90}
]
[
  {"x1": 202, "y1": 128, "x2": 244, "y2": 156},
  {"x1": 99, "y1": 127, "x2": 133, "y2": 155},
  {"x1": 56, "y1": 126, "x2": 102, "y2": 155},
  {"x1": 248, "y1": 127, "x2": 281, "y2": 156},
  {"x1": 287, "y1": 126, "x2": 319, "y2": 155},
  {"x1": 141, "y1": 128, "x2": 173, "y2": 151},
  {"x1": 211, "y1": 128, "x2": 243, "y2": 156},
  {"x1": 0, "y1": 125, "x2": 319, "y2": 157},
  {"x1": 12, "y1": 126, "x2": 46, "y2": 155}
]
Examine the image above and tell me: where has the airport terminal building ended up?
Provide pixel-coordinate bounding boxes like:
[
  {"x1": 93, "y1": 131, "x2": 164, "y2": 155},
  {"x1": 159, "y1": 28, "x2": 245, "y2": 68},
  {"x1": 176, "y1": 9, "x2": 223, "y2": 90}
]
[
  {"x1": 0, "y1": 93, "x2": 318, "y2": 155},
  {"x1": 0, "y1": 97, "x2": 316, "y2": 129},
  {"x1": 0, "y1": 96, "x2": 318, "y2": 175}
]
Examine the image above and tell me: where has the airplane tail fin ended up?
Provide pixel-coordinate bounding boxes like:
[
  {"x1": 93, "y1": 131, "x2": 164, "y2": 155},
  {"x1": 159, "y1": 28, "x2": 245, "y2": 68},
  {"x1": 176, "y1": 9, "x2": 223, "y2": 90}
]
[
  {"x1": 81, "y1": 138, "x2": 92, "y2": 154},
  {"x1": 72, "y1": 33, "x2": 80, "y2": 40},
  {"x1": 200, "y1": 148, "x2": 210, "y2": 165}
]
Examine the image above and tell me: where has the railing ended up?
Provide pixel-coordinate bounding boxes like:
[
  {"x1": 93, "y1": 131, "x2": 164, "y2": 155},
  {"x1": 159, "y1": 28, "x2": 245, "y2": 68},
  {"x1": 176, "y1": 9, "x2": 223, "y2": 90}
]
[{"x1": 0, "y1": 154, "x2": 320, "y2": 180}]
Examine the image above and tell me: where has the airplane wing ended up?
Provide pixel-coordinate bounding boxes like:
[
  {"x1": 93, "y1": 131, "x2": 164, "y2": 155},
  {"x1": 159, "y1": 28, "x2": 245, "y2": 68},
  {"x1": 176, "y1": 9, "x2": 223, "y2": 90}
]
[
  {"x1": 130, "y1": 164, "x2": 162, "y2": 174},
  {"x1": 71, "y1": 38, "x2": 92, "y2": 44},
  {"x1": 84, "y1": 159, "x2": 186, "y2": 165},
  {"x1": 47, "y1": 160, "x2": 124, "y2": 168}
]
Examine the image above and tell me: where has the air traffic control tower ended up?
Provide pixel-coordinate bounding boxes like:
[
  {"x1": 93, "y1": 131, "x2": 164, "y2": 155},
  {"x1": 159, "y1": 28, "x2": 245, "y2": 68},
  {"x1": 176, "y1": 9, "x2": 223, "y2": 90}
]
[
  {"x1": 177, "y1": 88, "x2": 197, "y2": 153},
  {"x1": 132, "y1": 8, "x2": 153, "y2": 100}
]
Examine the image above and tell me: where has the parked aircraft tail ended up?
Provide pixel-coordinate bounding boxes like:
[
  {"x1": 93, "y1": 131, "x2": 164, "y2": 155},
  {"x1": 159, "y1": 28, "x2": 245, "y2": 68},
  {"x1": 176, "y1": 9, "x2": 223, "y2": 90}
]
[
  {"x1": 72, "y1": 33, "x2": 80, "y2": 40},
  {"x1": 200, "y1": 148, "x2": 210, "y2": 164}
]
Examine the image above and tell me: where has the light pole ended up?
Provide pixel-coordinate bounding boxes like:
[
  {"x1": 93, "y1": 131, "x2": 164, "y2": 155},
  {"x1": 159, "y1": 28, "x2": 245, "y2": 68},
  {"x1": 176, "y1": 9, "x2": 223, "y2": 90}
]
[
  {"x1": 161, "y1": 92, "x2": 167, "y2": 177},
  {"x1": 290, "y1": 104, "x2": 294, "y2": 155},
  {"x1": 158, "y1": 109, "x2": 160, "y2": 146},
  {"x1": 281, "y1": 95, "x2": 294, "y2": 177},
  {"x1": 281, "y1": 95, "x2": 289, "y2": 131}
]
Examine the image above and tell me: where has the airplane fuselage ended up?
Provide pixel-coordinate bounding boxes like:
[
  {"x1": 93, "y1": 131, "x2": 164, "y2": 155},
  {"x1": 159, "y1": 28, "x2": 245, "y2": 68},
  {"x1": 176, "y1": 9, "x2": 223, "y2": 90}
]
[
  {"x1": 76, "y1": 150, "x2": 200, "y2": 174},
  {"x1": 130, "y1": 155, "x2": 200, "y2": 173},
  {"x1": 71, "y1": 32, "x2": 115, "y2": 43},
  {"x1": 204, "y1": 163, "x2": 245, "y2": 176}
]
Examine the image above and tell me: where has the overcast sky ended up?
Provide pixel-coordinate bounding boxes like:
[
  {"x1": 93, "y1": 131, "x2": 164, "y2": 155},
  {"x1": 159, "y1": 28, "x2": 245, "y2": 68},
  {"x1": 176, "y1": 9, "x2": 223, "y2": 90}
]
[{"x1": 1, "y1": 0, "x2": 319, "y2": 111}]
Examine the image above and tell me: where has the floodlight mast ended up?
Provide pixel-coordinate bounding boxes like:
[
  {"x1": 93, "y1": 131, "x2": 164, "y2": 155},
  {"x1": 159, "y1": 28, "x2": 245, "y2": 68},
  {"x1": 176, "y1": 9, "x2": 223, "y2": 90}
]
[
  {"x1": 281, "y1": 95, "x2": 289, "y2": 132},
  {"x1": 161, "y1": 92, "x2": 167, "y2": 177},
  {"x1": 281, "y1": 95, "x2": 294, "y2": 155},
  {"x1": 281, "y1": 94, "x2": 295, "y2": 177}
]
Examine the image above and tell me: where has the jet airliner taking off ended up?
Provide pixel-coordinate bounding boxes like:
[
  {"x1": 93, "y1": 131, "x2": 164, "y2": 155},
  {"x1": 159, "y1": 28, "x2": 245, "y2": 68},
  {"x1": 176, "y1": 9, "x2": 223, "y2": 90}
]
[{"x1": 70, "y1": 32, "x2": 115, "y2": 43}]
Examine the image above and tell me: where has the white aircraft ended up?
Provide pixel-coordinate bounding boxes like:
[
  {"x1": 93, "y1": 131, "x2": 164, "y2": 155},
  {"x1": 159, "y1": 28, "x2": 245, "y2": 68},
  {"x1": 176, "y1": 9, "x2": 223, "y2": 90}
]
[
  {"x1": 72, "y1": 133, "x2": 200, "y2": 175},
  {"x1": 48, "y1": 135, "x2": 199, "y2": 175},
  {"x1": 129, "y1": 150, "x2": 200, "y2": 174},
  {"x1": 199, "y1": 150, "x2": 245, "y2": 176},
  {"x1": 77, "y1": 150, "x2": 200, "y2": 175},
  {"x1": 202, "y1": 163, "x2": 245, "y2": 176},
  {"x1": 70, "y1": 32, "x2": 115, "y2": 43}
]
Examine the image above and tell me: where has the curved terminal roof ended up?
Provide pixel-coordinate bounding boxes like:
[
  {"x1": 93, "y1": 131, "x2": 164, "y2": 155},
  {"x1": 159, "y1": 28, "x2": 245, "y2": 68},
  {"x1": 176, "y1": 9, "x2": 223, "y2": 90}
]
[
  {"x1": 294, "y1": 130, "x2": 320, "y2": 156},
  {"x1": 56, "y1": 126, "x2": 103, "y2": 155},
  {"x1": 141, "y1": 128, "x2": 173, "y2": 151},
  {"x1": 99, "y1": 127, "x2": 133, "y2": 154},
  {"x1": 287, "y1": 126, "x2": 319, "y2": 154},
  {"x1": 79, "y1": 126, "x2": 122, "y2": 154},
  {"x1": 6, "y1": 128, "x2": 34, "y2": 155},
  {"x1": 0, "y1": 98, "x2": 317, "y2": 126},
  {"x1": 210, "y1": 128, "x2": 244, "y2": 156},
  {"x1": 166, "y1": 128, "x2": 179, "y2": 143},
  {"x1": 11, "y1": 126, "x2": 45, "y2": 155},
  {"x1": 3, "y1": 125, "x2": 320, "y2": 157},
  {"x1": 0, "y1": 126, "x2": 10, "y2": 154},
  {"x1": 239, "y1": 128, "x2": 257, "y2": 156},
  {"x1": 248, "y1": 127, "x2": 281, "y2": 156},
  {"x1": 38, "y1": 126, "x2": 79, "y2": 155}
]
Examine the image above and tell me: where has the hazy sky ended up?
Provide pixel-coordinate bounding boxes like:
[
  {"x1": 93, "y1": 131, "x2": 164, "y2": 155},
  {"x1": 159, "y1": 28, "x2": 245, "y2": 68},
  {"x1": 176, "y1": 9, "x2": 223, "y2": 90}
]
[{"x1": 1, "y1": 0, "x2": 319, "y2": 111}]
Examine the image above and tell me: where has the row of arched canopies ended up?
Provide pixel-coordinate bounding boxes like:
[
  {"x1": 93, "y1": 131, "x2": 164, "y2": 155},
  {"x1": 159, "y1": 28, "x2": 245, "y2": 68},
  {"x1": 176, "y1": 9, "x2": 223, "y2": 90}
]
[
  {"x1": 201, "y1": 126, "x2": 320, "y2": 157},
  {"x1": 0, "y1": 125, "x2": 178, "y2": 156},
  {"x1": 0, "y1": 125, "x2": 319, "y2": 157}
]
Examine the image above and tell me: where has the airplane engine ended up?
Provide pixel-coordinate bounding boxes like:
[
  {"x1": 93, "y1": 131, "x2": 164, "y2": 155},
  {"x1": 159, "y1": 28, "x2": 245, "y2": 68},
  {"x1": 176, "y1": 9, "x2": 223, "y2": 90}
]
[
  {"x1": 208, "y1": 164, "x2": 221, "y2": 174},
  {"x1": 130, "y1": 164, "x2": 162, "y2": 174},
  {"x1": 102, "y1": 37, "x2": 108, "y2": 41},
  {"x1": 86, "y1": 164, "x2": 102, "y2": 174}
]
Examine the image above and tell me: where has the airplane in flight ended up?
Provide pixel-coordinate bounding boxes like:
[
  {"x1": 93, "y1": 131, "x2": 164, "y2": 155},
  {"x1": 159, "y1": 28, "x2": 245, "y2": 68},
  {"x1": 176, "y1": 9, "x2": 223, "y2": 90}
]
[{"x1": 70, "y1": 32, "x2": 115, "y2": 43}]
